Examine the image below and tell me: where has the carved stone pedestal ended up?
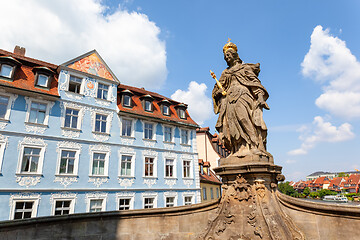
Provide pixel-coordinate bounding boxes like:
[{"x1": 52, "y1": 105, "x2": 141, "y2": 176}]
[{"x1": 201, "y1": 156, "x2": 305, "y2": 240}]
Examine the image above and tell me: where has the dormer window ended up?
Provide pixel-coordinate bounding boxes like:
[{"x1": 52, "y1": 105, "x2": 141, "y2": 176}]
[
  {"x1": 163, "y1": 105, "x2": 170, "y2": 115},
  {"x1": 35, "y1": 74, "x2": 49, "y2": 87},
  {"x1": 175, "y1": 103, "x2": 187, "y2": 120},
  {"x1": 69, "y1": 75, "x2": 82, "y2": 94},
  {"x1": 145, "y1": 100, "x2": 152, "y2": 112},
  {"x1": 160, "y1": 99, "x2": 171, "y2": 116},
  {"x1": 179, "y1": 109, "x2": 186, "y2": 119},
  {"x1": 0, "y1": 64, "x2": 13, "y2": 78},
  {"x1": 123, "y1": 95, "x2": 132, "y2": 107}
]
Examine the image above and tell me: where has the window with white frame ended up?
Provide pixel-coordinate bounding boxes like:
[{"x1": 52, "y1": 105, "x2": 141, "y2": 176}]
[
  {"x1": 12, "y1": 200, "x2": 38, "y2": 220},
  {"x1": 166, "y1": 197, "x2": 175, "y2": 207},
  {"x1": 118, "y1": 198, "x2": 131, "y2": 210},
  {"x1": 144, "y1": 122, "x2": 154, "y2": 140},
  {"x1": 91, "y1": 152, "x2": 107, "y2": 176},
  {"x1": 144, "y1": 157, "x2": 155, "y2": 177},
  {"x1": 183, "y1": 160, "x2": 191, "y2": 178},
  {"x1": 144, "y1": 197, "x2": 155, "y2": 209},
  {"x1": 164, "y1": 126, "x2": 173, "y2": 142},
  {"x1": 53, "y1": 200, "x2": 74, "y2": 215},
  {"x1": 0, "y1": 64, "x2": 14, "y2": 78},
  {"x1": 162, "y1": 105, "x2": 170, "y2": 116},
  {"x1": 165, "y1": 159, "x2": 175, "y2": 178},
  {"x1": 120, "y1": 155, "x2": 133, "y2": 177},
  {"x1": 64, "y1": 108, "x2": 79, "y2": 129},
  {"x1": 0, "y1": 141, "x2": 6, "y2": 173},
  {"x1": 97, "y1": 83, "x2": 109, "y2": 100},
  {"x1": 144, "y1": 100, "x2": 152, "y2": 112},
  {"x1": 121, "y1": 118, "x2": 132, "y2": 137},
  {"x1": 122, "y1": 94, "x2": 132, "y2": 107},
  {"x1": 179, "y1": 109, "x2": 186, "y2": 119},
  {"x1": 20, "y1": 147, "x2": 41, "y2": 173},
  {"x1": 181, "y1": 129, "x2": 189, "y2": 145},
  {"x1": 68, "y1": 75, "x2": 82, "y2": 94},
  {"x1": 95, "y1": 113, "x2": 107, "y2": 133},
  {"x1": 0, "y1": 95, "x2": 9, "y2": 119},
  {"x1": 35, "y1": 74, "x2": 50, "y2": 88},
  {"x1": 89, "y1": 199, "x2": 104, "y2": 212},
  {"x1": 184, "y1": 196, "x2": 193, "y2": 205},
  {"x1": 28, "y1": 102, "x2": 47, "y2": 124},
  {"x1": 57, "y1": 150, "x2": 79, "y2": 175}
]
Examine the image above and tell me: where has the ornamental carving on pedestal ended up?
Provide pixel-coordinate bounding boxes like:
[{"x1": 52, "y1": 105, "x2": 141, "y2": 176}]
[
  {"x1": 143, "y1": 178, "x2": 157, "y2": 188},
  {"x1": 54, "y1": 176, "x2": 78, "y2": 188},
  {"x1": 118, "y1": 178, "x2": 135, "y2": 188},
  {"x1": 16, "y1": 176, "x2": 41, "y2": 188}
]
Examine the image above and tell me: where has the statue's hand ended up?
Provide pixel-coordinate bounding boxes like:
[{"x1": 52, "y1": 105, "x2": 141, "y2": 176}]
[{"x1": 261, "y1": 101, "x2": 270, "y2": 110}]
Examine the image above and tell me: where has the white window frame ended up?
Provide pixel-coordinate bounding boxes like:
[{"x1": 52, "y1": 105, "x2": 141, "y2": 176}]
[
  {"x1": 163, "y1": 125, "x2": 174, "y2": 143},
  {"x1": 163, "y1": 192, "x2": 178, "y2": 208},
  {"x1": 0, "y1": 63, "x2": 14, "y2": 78},
  {"x1": 63, "y1": 106, "x2": 82, "y2": 130},
  {"x1": 180, "y1": 129, "x2": 190, "y2": 145},
  {"x1": 118, "y1": 153, "x2": 135, "y2": 177},
  {"x1": 116, "y1": 192, "x2": 135, "y2": 210},
  {"x1": 16, "y1": 142, "x2": 46, "y2": 175},
  {"x1": 9, "y1": 194, "x2": 40, "y2": 220},
  {"x1": 96, "y1": 82, "x2": 110, "y2": 101},
  {"x1": 182, "y1": 159, "x2": 193, "y2": 179},
  {"x1": 35, "y1": 73, "x2": 50, "y2": 88},
  {"x1": 120, "y1": 117, "x2": 134, "y2": 137},
  {"x1": 0, "y1": 92, "x2": 16, "y2": 121},
  {"x1": 25, "y1": 98, "x2": 53, "y2": 126},
  {"x1": 122, "y1": 94, "x2": 132, "y2": 107},
  {"x1": 143, "y1": 155, "x2": 157, "y2": 178},
  {"x1": 89, "y1": 150, "x2": 110, "y2": 177},
  {"x1": 183, "y1": 192, "x2": 195, "y2": 205},
  {"x1": 85, "y1": 193, "x2": 107, "y2": 213},
  {"x1": 164, "y1": 158, "x2": 176, "y2": 179},
  {"x1": 179, "y1": 109, "x2": 186, "y2": 119},
  {"x1": 144, "y1": 100, "x2": 153, "y2": 112},
  {"x1": 67, "y1": 74, "x2": 84, "y2": 95},
  {"x1": 0, "y1": 137, "x2": 8, "y2": 174},
  {"x1": 55, "y1": 146, "x2": 81, "y2": 176},
  {"x1": 93, "y1": 113, "x2": 108, "y2": 134},
  {"x1": 143, "y1": 121, "x2": 155, "y2": 140},
  {"x1": 51, "y1": 197, "x2": 76, "y2": 216},
  {"x1": 142, "y1": 192, "x2": 158, "y2": 209}
]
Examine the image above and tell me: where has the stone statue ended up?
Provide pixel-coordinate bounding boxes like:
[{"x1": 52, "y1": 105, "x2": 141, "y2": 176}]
[{"x1": 212, "y1": 40, "x2": 270, "y2": 159}]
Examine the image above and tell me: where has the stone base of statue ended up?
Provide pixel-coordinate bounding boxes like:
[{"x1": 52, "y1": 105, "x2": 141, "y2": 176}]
[{"x1": 200, "y1": 154, "x2": 305, "y2": 240}]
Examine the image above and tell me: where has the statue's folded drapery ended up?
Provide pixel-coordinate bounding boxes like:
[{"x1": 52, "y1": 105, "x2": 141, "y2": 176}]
[{"x1": 212, "y1": 62, "x2": 269, "y2": 157}]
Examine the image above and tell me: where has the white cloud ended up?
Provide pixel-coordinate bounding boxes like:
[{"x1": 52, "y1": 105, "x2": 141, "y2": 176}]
[
  {"x1": 288, "y1": 116, "x2": 354, "y2": 155},
  {"x1": 301, "y1": 25, "x2": 360, "y2": 119},
  {"x1": 0, "y1": 0, "x2": 167, "y2": 89},
  {"x1": 171, "y1": 81, "x2": 213, "y2": 125},
  {"x1": 285, "y1": 159, "x2": 297, "y2": 164}
]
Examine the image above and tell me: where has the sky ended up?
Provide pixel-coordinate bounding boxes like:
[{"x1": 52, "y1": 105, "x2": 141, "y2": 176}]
[{"x1": 1, "y1": 0, "x2": 360, "y2": 181}]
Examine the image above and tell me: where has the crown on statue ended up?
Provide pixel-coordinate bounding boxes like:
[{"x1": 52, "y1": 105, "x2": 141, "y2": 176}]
[{"x1": 223, "y1": 38, "x2": 238, "y2": 53}]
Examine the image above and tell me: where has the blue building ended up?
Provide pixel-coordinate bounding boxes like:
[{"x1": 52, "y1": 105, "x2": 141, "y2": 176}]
[{"x1": 0, "y1": 47, "x2": 200, "y2": 220}]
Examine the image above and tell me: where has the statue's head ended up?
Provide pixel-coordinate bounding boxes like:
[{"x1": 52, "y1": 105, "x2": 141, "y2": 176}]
[{"x1": 223, "y1": 39, "x2": 242, "y2": 66}]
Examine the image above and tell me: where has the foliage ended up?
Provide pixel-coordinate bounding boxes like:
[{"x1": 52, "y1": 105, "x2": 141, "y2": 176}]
[
  {"x1": 317, "y1": 189, "x2": 337, "y2": 198},
  {"x1": 309, "y1": 191, "x2": 319, "y2": 198},
  {"x1": 278, "y1": 182, "x2": 296, "y2": 196},
  {"x1": 303, "y1": 187, "x2": 310, "y2": 196},
  {"x1": 338, "y1": 172, "x2": 349, "y2": 177}
]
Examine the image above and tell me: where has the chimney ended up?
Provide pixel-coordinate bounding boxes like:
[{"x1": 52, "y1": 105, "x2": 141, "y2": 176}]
[{"x1": 14, "y1": 46, "x2": 26, "y2": 56}]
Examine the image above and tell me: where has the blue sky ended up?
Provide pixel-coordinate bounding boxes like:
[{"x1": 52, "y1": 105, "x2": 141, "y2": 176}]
[{"x1": 1, "y1": 0, "x2": 360, "y2": 181}]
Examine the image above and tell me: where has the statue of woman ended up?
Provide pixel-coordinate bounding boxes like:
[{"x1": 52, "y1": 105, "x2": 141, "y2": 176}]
[{"x1": 212, "y1": 40, "x2": 270, "y2": 158}]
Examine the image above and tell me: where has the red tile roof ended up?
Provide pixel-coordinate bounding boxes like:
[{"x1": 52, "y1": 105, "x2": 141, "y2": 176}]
[
  {"x1": 0, "y1": 49, "x2": 59, "y2": 97},
  {"x1": 199, "y1": 166, "x2": 222, "y2": 185},
  {"x1": 117, "y1": 84, "x2": 198, "y2": 127}
]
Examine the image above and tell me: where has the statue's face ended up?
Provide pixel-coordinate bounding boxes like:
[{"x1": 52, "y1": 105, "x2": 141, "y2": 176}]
[{"x1": 224, "y1": 50, "x2": 235, "y2": 65}]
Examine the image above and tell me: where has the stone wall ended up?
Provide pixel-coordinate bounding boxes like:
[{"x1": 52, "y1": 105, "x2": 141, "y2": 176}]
[
  {"x1": 277, "y1": 191, "x2": 360, "y2": 240},
  {"x1": 0, "y1": 200, "x2": 219, "y2": 240}
]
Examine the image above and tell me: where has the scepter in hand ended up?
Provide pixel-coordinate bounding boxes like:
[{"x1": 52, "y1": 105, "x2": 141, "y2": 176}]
[{"x1": 210, "y1": 70, "x2": 227, "y2": 96}]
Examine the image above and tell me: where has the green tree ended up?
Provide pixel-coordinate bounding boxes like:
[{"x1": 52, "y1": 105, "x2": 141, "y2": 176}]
[
  {"x1": 309, "y1": 191, "x2": 319, "y2": 198},
  {"x1": 338, "y1": 172, "x2": 349, "y2": 177},
  {"x1": 303, "y1": 187, "x2": 310, "y2": 196},
  {"x1": 278, "y1": 182, "x2": 295, "y2": 196},
  {"x1": 318, "y1": 189, "x2": 336, "y2": 198}
]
